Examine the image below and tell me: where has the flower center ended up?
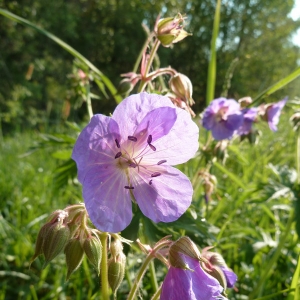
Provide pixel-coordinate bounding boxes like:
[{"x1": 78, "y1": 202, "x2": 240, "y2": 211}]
[
  {"x1": 114, "y1": 135, "x2": 167, "y2": 189},
  {"x1": 216, "y1": 106, "x2": 229, "y2": 122}
]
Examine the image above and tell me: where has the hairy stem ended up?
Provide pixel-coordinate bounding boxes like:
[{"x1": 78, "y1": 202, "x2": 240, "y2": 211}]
[{"x1": 100, "y1": 233, "x2": 110, "y2": 300}]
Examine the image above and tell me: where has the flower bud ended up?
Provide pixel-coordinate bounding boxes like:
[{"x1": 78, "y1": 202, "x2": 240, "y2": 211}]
[
  {"x1": 202, "y1": 263, "x2": 227, "y2": 291},
  {"x1": 83, "y1": 235, "x2": 102, "y2": 275},
  {"x1": 238, "y1": 96, "x2": 252, "y2": 108},
  {"x1": 43, "y1": 222, "x2": 70, "y2": 267},
  {"x1": 110, "y1": 239, "x2": 123, "y2": 261},
  {"x1": 169, "y1": 236, "x2": 201, "y2": 269},
  {"x1": 30, "y1": 223, "x2": 51, "y2": 265},
  {"x1": 169, "y1": 73, "x2": 194, "y2": 106},
  {"x1": 155, "y1": 13, "x2": 191, "y2": 47},
  {"x1": 64, "y1": 238, "x2": 84, "y2": 280},
  {"x1": 108, "y1": 252, "x2": 126, "y2": 296},
  {"x1": 290, "y1": 112, "x2": 300, "y2": 131}
]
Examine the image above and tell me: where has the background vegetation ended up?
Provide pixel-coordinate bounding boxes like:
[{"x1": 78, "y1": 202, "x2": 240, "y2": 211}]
[{"x1": 0, "y1": 0, "x2": 300, "y2": 299}]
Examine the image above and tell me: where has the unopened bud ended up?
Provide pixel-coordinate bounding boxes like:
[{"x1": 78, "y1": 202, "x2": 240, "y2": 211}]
[
  {"x1": 43, "y1": 222, "x2": 70, "y2": 267},
  {"x1": 83, "y1": 235, "x2": 102, "y2": 275},
  {"x1": 65, "y1": 238, "x2": 84, "y2": 280},
  {"x1": 169, "y1": 237, "x2": 201, "y2": 269},
  {"x1": 108, "y1": 252, "x2": 126, "y2": 296},
  {"x1": 155, "y1": 13, "x2": 191, "y2": 47},
  {"x1": 290, "y1": 112, "x2": 300, "y2": 131},
  {"x1": 110, "y1": 239, "x2": 123, "y2": 261},
  {"x1": 202, "y1": 264, "x2": 227, "y2": 290},
  {"x1": 169, "y1": 73, "x2": 194, "y2": 106},
  {"x1": 30, "y1": 223, "x2": 50, "y2": 265},
  {"x1": 116, "y1": 79, "x2": 133, "y2": 96},
  {"x1": 238, "y1": 96, "x2": 252, "y2": 108}
]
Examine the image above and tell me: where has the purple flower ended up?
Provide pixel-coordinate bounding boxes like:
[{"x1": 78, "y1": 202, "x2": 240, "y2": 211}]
[
  {"x1": 237, "y1": 107, "x2": 258, "y2": 135},
  {"x1": 202, "y1": 98, "x2": 243, "y2": 140},
  {"x1": 267, "y1": 97, "x2": 287, "y2": 131},
  {"x1": 72, "y1": 93, "x2": 199, "y2": 233},
  {"x1": 220, "y1": 267, "x2": 237, "y2": 288},
  {"x1": 161, "y1": 254, "x2": 224, "y2": 300}
]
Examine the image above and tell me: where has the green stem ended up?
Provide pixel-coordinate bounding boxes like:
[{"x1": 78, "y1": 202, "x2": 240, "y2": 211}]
[
  {"x1": 137, "y1": 39, "x2": 161, "y2": 92},
  {"x1": 151, "y1": 285, "x2": 162, "y2": 300},
  {"x1": 126, "y1": 252, "x2": 155, "y2": 300},
  {"x1": 149, "y1": 261, "x2": 158, "y2": 293},
  {"x1": 85, "y1": 83, "x2": 94, "y2": 119},
  {"x1": 297, "y1": 131, "x2": 300, "y2": 184},
  {"x1": 249, "y1": 211, "x2": 295, "y2": 299},
  {"x1": 100, "y1": 233, "x2": 110, "y2": 300}
]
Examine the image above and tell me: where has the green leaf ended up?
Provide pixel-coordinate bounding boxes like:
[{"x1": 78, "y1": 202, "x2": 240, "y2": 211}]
[
  {"x1": 0, "y1": 8, "x2": 122, "y2": 104},
  {"x1": 286, "y1": 255, "x2": 300, "y2": 300},
  {"x1": 253, "y1": 66, "x2": 300, "y2": 104}
]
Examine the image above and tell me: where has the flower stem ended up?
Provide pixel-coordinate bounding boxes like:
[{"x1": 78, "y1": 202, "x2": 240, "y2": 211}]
[
  {"x1": 137, "y1": 39, "x2": 161, "y2": 92},
  {"x1": 151, "y1": 285, "x2": 162, "y2": 300},
  {"x1": 297, "y1": 130, "x2": 300, "y2": 184},
  {"x1": 99, "y1": 232, "x2": 110, "y2": 300},
  {"x1": 85, "y1": 83, "x2": 94, "y2": 119},
  {"x1": 248, "y1": 210, "x2": 295, "y2": 299},
  {"x1": 126, "y1": 252, "x2": 155, "y2": 300},
  {"x1": 149, "y1": 260, "x2": 158, "y2": 293}
]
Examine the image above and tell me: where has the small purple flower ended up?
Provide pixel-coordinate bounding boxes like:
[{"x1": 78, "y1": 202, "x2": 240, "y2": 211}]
[
  {"x1": 267, "y1": 97, "x2": 287, "y2": 131},
  {"x1": 237, "y1": 107, "x2": 258, "y2": 135},
  {"x1": 161, "y1": 254, "x2": 224, "y2": 300},
  {"x1": 220, "y1": 267, "x2": 238, "y2": 288},
  {"x1": 72, "y1": 93, "x2": 199, "y2": 233},
  {"x1": 202, "y1": 98, "x2": 243, "y2": 140}
]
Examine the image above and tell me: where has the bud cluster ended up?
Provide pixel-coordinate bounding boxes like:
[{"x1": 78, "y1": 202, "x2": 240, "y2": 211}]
[{"x1": 31, "y1": 204, "x2": 103, "y2": 280}]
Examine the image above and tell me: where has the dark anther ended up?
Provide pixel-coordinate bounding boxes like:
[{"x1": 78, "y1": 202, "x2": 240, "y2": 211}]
[
  {"x1": 149, "y1": 144, "x2": 156, "y2": 151},
  {"x1": 124, "y1": 186, "x2": 134, "y2": 189},
  {"x1": 115, "y1": 152, "x2": 122, "y2": 159},
  {"x1": 157, "y1": 160, "x2": 167, "y2": 165},
  {"x1": 128, "y1": 162, "x2": 137, "y2": 168},
  {"x1": 151, "y1": 172, "x2": 161, "y2": 178},
  {"x1": 149, "y1": 180, "x2": 153, "y2": 185},
  {"x1": 147, "y1": 135, "x2": 152, "y2": 144},
  {"x1": 115, "y1": 139, "x2": 120, "y2": 148},
  {"x1": 128, "y1": 136, "x2": 138, "y2": 142}
]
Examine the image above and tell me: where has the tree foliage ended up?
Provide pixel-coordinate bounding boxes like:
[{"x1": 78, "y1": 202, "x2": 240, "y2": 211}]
[{"x1": 0, "y1": 0, "x2": 299, "y2": 132}]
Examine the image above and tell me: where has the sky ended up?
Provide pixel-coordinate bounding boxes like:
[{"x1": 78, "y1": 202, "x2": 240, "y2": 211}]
[{"x1": 291, "y1": 0, "x2": 300, "y2": 45}]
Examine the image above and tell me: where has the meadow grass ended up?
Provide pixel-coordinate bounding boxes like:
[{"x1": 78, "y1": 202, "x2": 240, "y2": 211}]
[{"x1": 0, "y1": 113, "x2": 299, "y2": 300}]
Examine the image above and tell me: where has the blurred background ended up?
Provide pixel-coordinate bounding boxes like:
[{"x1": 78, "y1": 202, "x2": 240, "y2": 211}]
[{"x1": 0, "y1": 0, "x2": 300, "y2": 135}]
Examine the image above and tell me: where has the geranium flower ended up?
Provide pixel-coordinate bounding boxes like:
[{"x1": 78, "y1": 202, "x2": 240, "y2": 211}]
[
  {"x1": 266, "y1": 97, "x2": 287, "y2": 131},
  {"x1": 160, "y1": 253, "x2": 225, "y2": 300},
  {"x1": 237, "y1": 107, "x2": 258, "y2": 135},
  {"x1": 202, "y1": 98, "x2": 243, "y2": 140},
  {"x1": 72, "y1": 93, "x2": 199, "y2": 233}
]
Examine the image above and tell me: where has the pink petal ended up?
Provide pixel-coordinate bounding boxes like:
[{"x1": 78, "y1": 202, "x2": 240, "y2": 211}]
[
  {"x1": 130, "y1": 165, "x2": 193, "y2": 223},
  {"x1": 82, "y1": 164, "x2": 132, "y2": 233}
]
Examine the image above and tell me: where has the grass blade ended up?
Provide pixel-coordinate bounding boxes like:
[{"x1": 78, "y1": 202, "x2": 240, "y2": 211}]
[
  {"x1": 253, "y1": 66, "x2": 300, "y2": 104},
  {"x1": 206, "y1": 0, "x2": 221, "y2": 105}
]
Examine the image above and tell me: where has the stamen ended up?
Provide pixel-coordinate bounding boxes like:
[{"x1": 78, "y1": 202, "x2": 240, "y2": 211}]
[
  {"x1": 157, "y1": 160, "x2": 167, "y2": 165},
  {"x1": 124, "y1": 186, "x2": 134, "y2": 189},
  {"x1": 115, "y1": 138, "x2": 120, "y2": 148},
  {"x1": 149, "y1": 144, "x2": 156, "y2": 151},
  {"x1": 115, "y1": 152, "x2": 122, "y2": 159},
  {"x1": 147, "y1": 135, "x2": 152, "y2": 144},
  {"x1": 151, "y1": 172, "x2": 161, "y2": 177},
  {"x1": 149, "y1": 180, "x2": 153, "y2": 185},
  {"x1": 128, "y1": 163, "x2": 137, "y2": 168},
  {"x1": 128, "y1": 136, "x2": 137, "y2": 142}
]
